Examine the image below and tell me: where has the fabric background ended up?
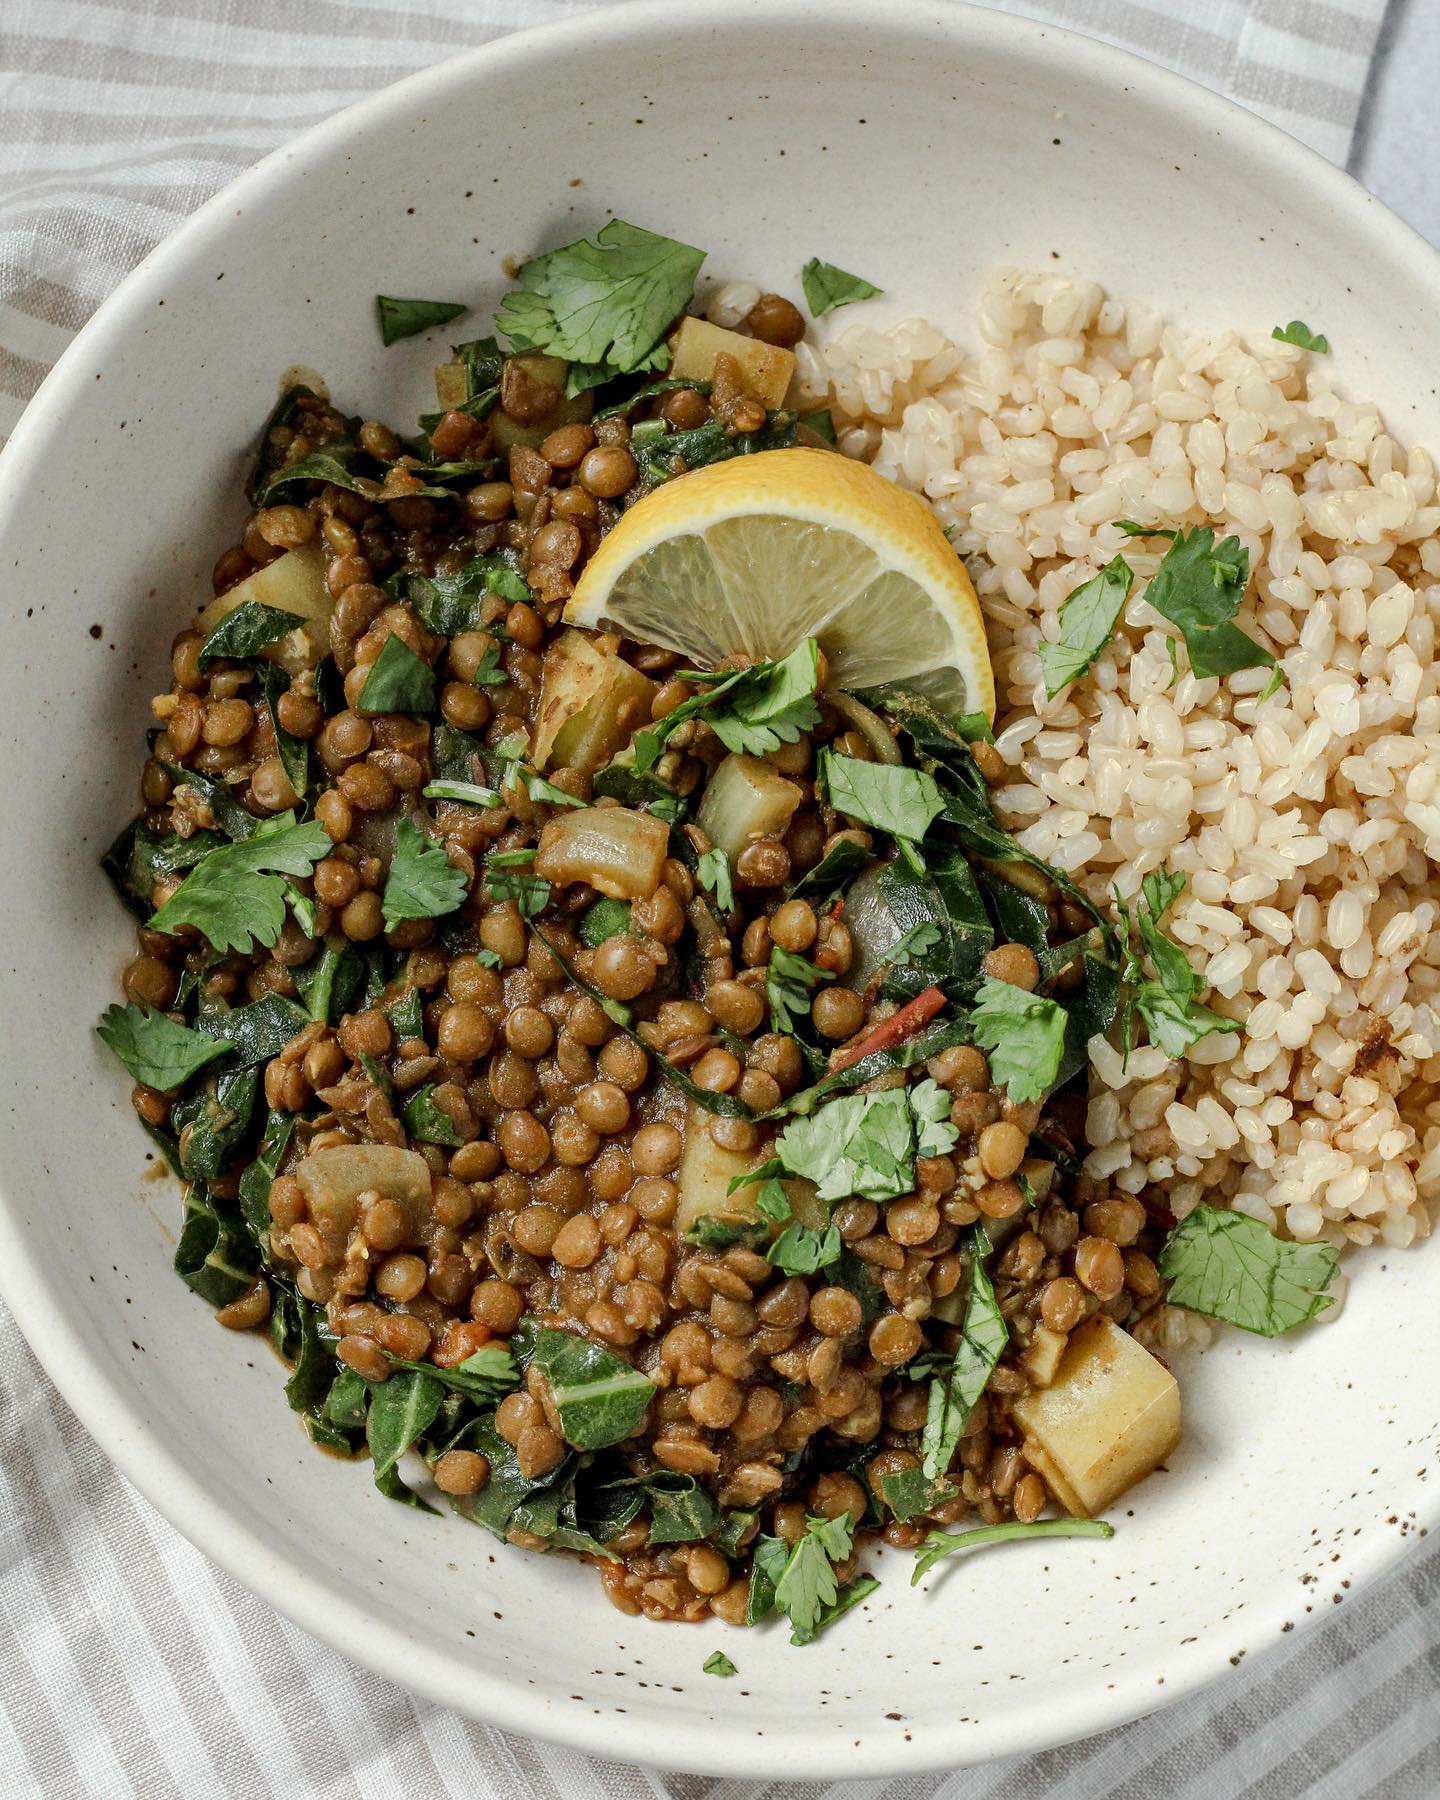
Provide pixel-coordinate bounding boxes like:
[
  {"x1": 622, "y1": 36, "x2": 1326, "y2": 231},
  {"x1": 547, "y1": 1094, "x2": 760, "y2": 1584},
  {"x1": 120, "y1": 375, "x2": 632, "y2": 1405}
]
[{"x1": 1, "y1": 1, "x2": 1437, "y2": 1794}]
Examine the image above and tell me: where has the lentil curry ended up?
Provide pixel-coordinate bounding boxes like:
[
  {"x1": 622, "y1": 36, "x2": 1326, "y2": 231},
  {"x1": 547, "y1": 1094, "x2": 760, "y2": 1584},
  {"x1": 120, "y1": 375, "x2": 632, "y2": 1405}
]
[{"x1": 99, "y1": 222, "x2": 1341, "y2": 1649}]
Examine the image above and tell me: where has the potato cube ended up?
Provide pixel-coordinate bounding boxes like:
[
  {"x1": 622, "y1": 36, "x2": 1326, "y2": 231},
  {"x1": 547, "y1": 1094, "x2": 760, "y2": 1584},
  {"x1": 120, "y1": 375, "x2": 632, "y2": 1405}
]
[
  {"x1": 194, "y1": 540, "x2": 330, "y2": 675},
  {"x1": 533, "y1": 629, "x2": 657, "y2": 773},
  {"x1": 1012, "y1": 1316, "x2": 1180, "y2": 1517},
  {"x1": 695, "y1": 753, "x2": 802, "y2": 861},
  {"x1": 668, "y1": 316, "x2": 796, "y2": 409}
]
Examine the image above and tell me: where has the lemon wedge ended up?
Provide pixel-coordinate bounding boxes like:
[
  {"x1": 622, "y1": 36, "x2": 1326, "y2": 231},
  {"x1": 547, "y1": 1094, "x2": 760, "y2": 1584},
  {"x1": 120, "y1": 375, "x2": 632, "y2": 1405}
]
[{"x1": 563, "y1": 448, "x2": 994, "y2": 719}]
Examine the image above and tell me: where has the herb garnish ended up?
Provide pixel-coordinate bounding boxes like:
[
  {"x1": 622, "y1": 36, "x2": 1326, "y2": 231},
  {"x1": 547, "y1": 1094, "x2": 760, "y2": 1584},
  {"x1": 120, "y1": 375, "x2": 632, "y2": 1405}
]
[
  {"x1": 486, "y1": 848, "x2": 550, "y2": 918},
  {"x1": 197, "y1": 601, "x2": 302, "y2": 671},
  {"x1": 496, "y1": 219, "x2": 706, "y2": 396},
  {"x1": 766, "y1": 945, "x2": 832, "y2": 1035},
  {"x1": 1115, "y1": 870, "x2": 1240, "y2": 1059},
  {"x1": 381, "y1": 816, "x2": 469, "y2": 929},
  {"x1": 702, "y1": 1652, "x2": 737, "y2": 1678},
  {"x1": 968, "y1": 977, "x2": 1068, "y2": 1103},
  {"x1": 696, "y1": 847, "x2": 734, "y2": 913},
  {"x1": 746, "y1": 1512, "x2": 868, "y2": 1644},
  {"x1": 149, "y1": 813, "x2": 331, "y2": 955},
  {"x1": 748, "y1": 1081, "x2": 959, "y2": 1204},
  {"x1": 1141, "y1": 527, "x2": 1277, "y2": 682},
  {"x1": 97, "y1": 1003, "x2": 233, "y2": 1091},
  {"x1": 1037, "y1": 555, "x2": 1134, "y2": 697},
  {"x1": 376, "y1": 296, "x2": 469, "y2": 347},
  {"x1": 921, "y1": 1260, "x2": 1007, "y2": 1478},
  {"x1": 1272, "y1": 319, "x2": 1329, "y2": 353},
  {"x1": 402, "y1": 1083, "x2": 464, "y2": 1147},
  {"x1": 800, "y1": 259, "x2": 882, "y2": 317},
  {"x1": 1159, "y1": 1205, "x2": 1338, "y2": 1336},
  {"x1": 912, "y1": 1517, "x2": 1115, "y2": 1584},
  {"x1": 819, "y1": 752, "x2": 945, "y2": 844},
  {"x1": 524, "y1": 1325, "x2": 656, "y2": 1450}
]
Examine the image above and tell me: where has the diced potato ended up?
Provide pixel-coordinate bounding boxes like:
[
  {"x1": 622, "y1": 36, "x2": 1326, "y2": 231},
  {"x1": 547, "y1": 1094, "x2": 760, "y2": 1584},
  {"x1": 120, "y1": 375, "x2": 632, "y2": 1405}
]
[
  {"x1": 295, "y1": 1145, "x2": 432, "y2": 1242},
  {"x1": 1019, "y1": 1159, "x2": 1055, "y2": 1206},
  {"x1": 1020, "y1": 1325, "x2": 1069, "y2": 1388},
  {"x1": 1012, "y1": 1317, "x2": 1181, "y2": 1517},
  {"x1": 535, "y1": 806, "x2": 669, "y2": 900},
  {"x1": 695, "y1": 754, "x2": 802, "y2": 861},
  {"x1": 533, "y1": 629, "x2": 657, "y2": 773},
  {"x1": 674, "y1": 1108, "x2": 810, "y2": 1236},
  {"x1": 668, "y1": 316, "x2": 796, "y2": 409},
  {"x1": 194, "y1": 541, "x2": 330, "y2": 675}
]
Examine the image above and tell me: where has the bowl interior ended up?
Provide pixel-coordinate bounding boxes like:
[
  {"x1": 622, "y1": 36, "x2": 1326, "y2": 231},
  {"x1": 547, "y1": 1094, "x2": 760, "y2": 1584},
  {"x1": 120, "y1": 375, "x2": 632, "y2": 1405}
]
[{"x1": 1, "y1": 0, "x2": 1436, "y2": 1776}]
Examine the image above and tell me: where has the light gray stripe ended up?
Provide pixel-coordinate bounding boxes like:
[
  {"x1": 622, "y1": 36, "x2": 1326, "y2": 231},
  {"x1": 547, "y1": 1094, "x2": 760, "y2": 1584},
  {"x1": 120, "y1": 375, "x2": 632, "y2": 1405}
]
[
  {"x1": 1230, "y1": 55, "x2": 1369, "y2": 126},
  {"x1": 1247, "y1": 0, "x2": 1386, "y2": 59}
]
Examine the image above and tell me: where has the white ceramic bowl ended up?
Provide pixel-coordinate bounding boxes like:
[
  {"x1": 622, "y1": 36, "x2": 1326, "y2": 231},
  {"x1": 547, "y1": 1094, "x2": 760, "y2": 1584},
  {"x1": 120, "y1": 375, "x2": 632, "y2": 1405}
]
[{"x1": 2, "y1": 0, "x2": 1437, "y2": 1777}]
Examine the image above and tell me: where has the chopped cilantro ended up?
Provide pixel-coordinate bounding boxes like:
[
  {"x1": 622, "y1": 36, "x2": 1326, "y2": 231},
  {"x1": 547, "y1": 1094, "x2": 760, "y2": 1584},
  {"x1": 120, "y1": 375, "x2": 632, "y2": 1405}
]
[
  {"x1": 819, "y1": 752, "x2": 945, "y2": 843},
  {"x1": 381, "y1": 817, "x2": 468, "y2": 929},
  {"x1": 97, "y1": 1003, "x2": 234, "y2": 1092},
  {"x1": 766, "y1": 945, "x2": 832, "y2": 1035},
  {"x1": 1159, "y1": 1205, "x2": 1338, "y2": 1336},
  {"x1": 487, "y1": 849, "x2": 550, "y2": 918},
  {"x1": 968, "y1": 977, "x2": 1067, "y2": 1103},
  {"x1": 1272, "y1": 319, "x2": 1329, "y2": 353},
  {"x1": 761, "y1": 1083, "x2": 957, "y2": 1204},
  {"x1": 1115, "y1": 870, "x2": 1240, "y2": 1060},
  {"x1": 912, "y1": 1517, "x2": 1115, "y2": 1585},
  {"x1": 1037, "y1": 555, "x2": 1134, "y2": 698},
  {"x1": 495, "y1": 220, "x2": 705, "y2": 394},
  {"x1": 1141, "y1": 527, "x2": 1277, "y2": 683},
  {"x1": 773, "y1": 1512, "x2": 856, "y2": 1643},
  {"x1": 703, "y1": 640, "x2": 822, "y2": 755},
  {"x1": 357, "y1": 634, "x2": 437, "y2": 716},
  {"x1": 921, "y1": 1259, "x2": 1007, "y2": 1478},
  {"x1": 149, "y1": 813, "x2": 331, "y2": 955},
  {"x1": 702, "y1": 1651, "x2": 737, "y2": 1678},
  {"x1": 696, "y1": 847, "x2": 734, "y2": 913}
]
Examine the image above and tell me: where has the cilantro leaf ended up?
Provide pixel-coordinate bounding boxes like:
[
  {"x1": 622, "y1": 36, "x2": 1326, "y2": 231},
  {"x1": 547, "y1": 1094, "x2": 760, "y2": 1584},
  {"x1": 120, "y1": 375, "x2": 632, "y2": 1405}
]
[
  {"x1": 402, "y1": 1082, "x2": 464, "y2": 1147},
  {"x1": 1117, "y1": 870, "x2": 1240, "y2": 1060},
  {"x1": 357, "y1": 635, "x2": 436, "y2": 716},
  {"x1": 766, "y1": 946, "x2": 832, "y2": 1035},
  {"x1": 820, "y1": 752, "x2": 944, "y2": 842},
  {"x1": 376, "y1": 295, "x2": 468, "y2": 347},
  {"x1": 921, "y1": 1260, "x2": 1007, "y2": 1478},
  {"x1": 1116, "y1": 520, "x2": 1178, "y2": 540},
  {"x1": 1037, "y1": 555, "x2": 1134, "y2": 697},
  {"x1": 197, "y1": 601, "x2": 303, "y2": 671},
  {"x1": 521, "y1": 769, "x2": 585, "y2": 808},
  {"x1": 767, "y1": 1218, "x2": 842, "y2": 1276},
  {"x1": 801, "y1": 259, "x2": 882, "y2": 317},
  {"x1": 703, "y1": 1652, "x2": 737, "y2": 1678},
  {"x1": 909, "y1": 1077, "x2": 960, "y2": 1158},
  {"x1": 1141, "y1": 527, "x2": 1276, "y2": 681},
  {"x1": 423, "y1": 779, "x2": 502, "y2": 808},
  {"x1": 381, "y1": 816, "x2": 468, "y2": 929},
  {"x1": 773, "y1": 1512, "x2": 855, "y2": 1643},
  {"x1": 696, "y1": 847, "x2": 734, "y2": 913},
  {"x1": 409, "y1": 555, "x2": 530, "y2": 632},
  {"x1": 495, "y1": 220, "x2": 705, "y2": 384},
  {"x1": 704, "y1": 640, "x2": 822, "y2": 756},
  {"x1": 766, "y1": 1085, "x2": 950, "y2": 1203},
  {"x1": 888, "y1": 919, "x2": 943, "y2": 970},
  {"x1": 967, "y1": 977, "x2": 1067, "y2": 1103},
  {"x1": 97, "y1": 1002, "x2": 234, "y2": 1091},
  {"x1": 486, "y1": 849, "x2": 550, "y2": 919},
  {"x1": 1159, "y1": 1205, "x2": 1338, "y2": 1336},
  {"x1": 149, "y1": 813, "x2": 331, "y2": 954},
  {"x1": 878, "y1": 1469, "x2": 958, "y2": 1522},
  {"x1": 1272, "y1": 319, "x2": 1329, "y2": 353}
]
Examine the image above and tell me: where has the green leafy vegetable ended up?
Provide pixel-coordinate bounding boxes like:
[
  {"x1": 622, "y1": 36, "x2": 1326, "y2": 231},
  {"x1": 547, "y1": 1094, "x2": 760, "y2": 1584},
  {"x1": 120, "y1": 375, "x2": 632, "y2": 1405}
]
[
  {"x1": 921, "y1": 1260, "x2": 1007, "y2": 1479},
  {"x1": 878, "y1": 1469, "x2": 958, "y2": 1522},
  {"x1": 496, "y1": 220, "x2": 705, "y2": 391},
  {"x1": 173, "y1": 1181, "x2": 258, "y2": 1306},
  {"x1": 192, "y1": 993, "x2": 310, "y2": 1066},
  {"x1": 366, "y1": 1367, "x2": 444, "y2": 1485},
  {"x1": 631, "y1": 409, "x2": 799, "y2": 485},
  {"x1": 295, "y1": 940, "x2": 364, "y2": 1026},
  {"x1": 259, "y1": 665, "x2": 308, "y2": 797},
  {"x1": 237, "y1": 1109, "x2": 296, "y2": 1237},
  {"x1": 149, "y1": 813, "x2": 331, "y2": 955},
  {"x1": 102, "y1": 818, "x2": 222, "y2": 919},
  {"x1": 525, "y1": 1325, "x2": 655, "y2": 1450},
  {"x1": 423, "y1": 779, "x2": 501, "y2": 809},
  {"x1": 695, "y1": 847, "x2": 734, "y2": 913},
  {"x1": 197, "y1": 601, "x2": 303, "y2": 671},
  {"x1": 381, "y1": 816, "x2": 468, "y2": 929},
  {"x1": 766, "y1": 945, "x2": 832, "y2": 1035},
  {"x1": 97, "y1": 1003, "x2": 232, "y2": 1091},
  {"x1": 257, "y1": 448, "x2": 369, "y2": 506},
  {"x1": 800, "y1": 258, "x2": 882, "y2": 317},
  {"x1": 409, "y1": 554, "x2": 529, "y2": 632},
  {"x1": 968, "y1": 977, "x2": 1068, "y2": 1103},
  {"x1": 820, "y1": 752, "x2": 945, "y2": 843},
  {"x1": 402, "y1": 1083, "x2": 464, "y2": 1147},
  {"x1": 1037, "y1": 555, "x2": 1134, "y2": 697},
  {"x1": 172, "y1": 1065, "x2": 260, "y2": 1182},
  {"x1": 1116, "y1": 520, "x2": 1178, "y2": 540},
  {"x1": 789, "y1": 836, "x2": 871, "y2": 902},
  {"x1": 591, "y1": 1470, "x2": 722, "y2": 1545},
  {"x1": 912, "y1": 1517, "x2": 1114, "y2": 1585},
  {"x1": 377, "y1": 295, "x2": 468, "y2": 347},
  {"x1": 1159, "y1": 1205, "x2": 1338, "y2": 1336},
  {"x1": 1141, "y1": 527, "x2": 1276, "y2": 682},
  {"x1": 1273, "y1": 319, "x2": 1329, "y2": 353},
  {"x1": 766, "y1": 1217, "x2": 842, "y2": 1276},
  {"x1": 703, "y1": 1652, "x2": 737, "y2": 1678},
  {"x1": 357, "y1": 635, "x2": 437, "y2": 716},
  {"x1": 579, "y1": 897, "x2": 633, "y2": 947}
]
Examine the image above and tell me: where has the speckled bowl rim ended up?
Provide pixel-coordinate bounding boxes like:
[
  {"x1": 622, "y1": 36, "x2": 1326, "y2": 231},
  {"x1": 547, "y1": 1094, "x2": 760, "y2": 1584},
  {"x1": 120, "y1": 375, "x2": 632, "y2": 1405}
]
[{"x1": 2, "y1": 0, "x2": 1438, "y2": 1777}]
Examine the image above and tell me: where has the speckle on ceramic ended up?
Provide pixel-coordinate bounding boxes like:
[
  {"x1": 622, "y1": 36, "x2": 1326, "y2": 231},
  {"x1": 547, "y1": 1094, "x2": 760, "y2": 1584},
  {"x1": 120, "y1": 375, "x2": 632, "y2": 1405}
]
[{"x1": 0, "y1": 0, "x2": 1435, "y2": 1779}]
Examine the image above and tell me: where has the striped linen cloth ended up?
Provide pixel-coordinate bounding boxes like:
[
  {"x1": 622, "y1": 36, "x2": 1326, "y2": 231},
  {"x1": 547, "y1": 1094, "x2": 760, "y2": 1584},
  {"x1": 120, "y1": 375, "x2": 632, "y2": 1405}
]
[{"x1": 2, "y1": 1, "x2": 1436, "y2": 1795}]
